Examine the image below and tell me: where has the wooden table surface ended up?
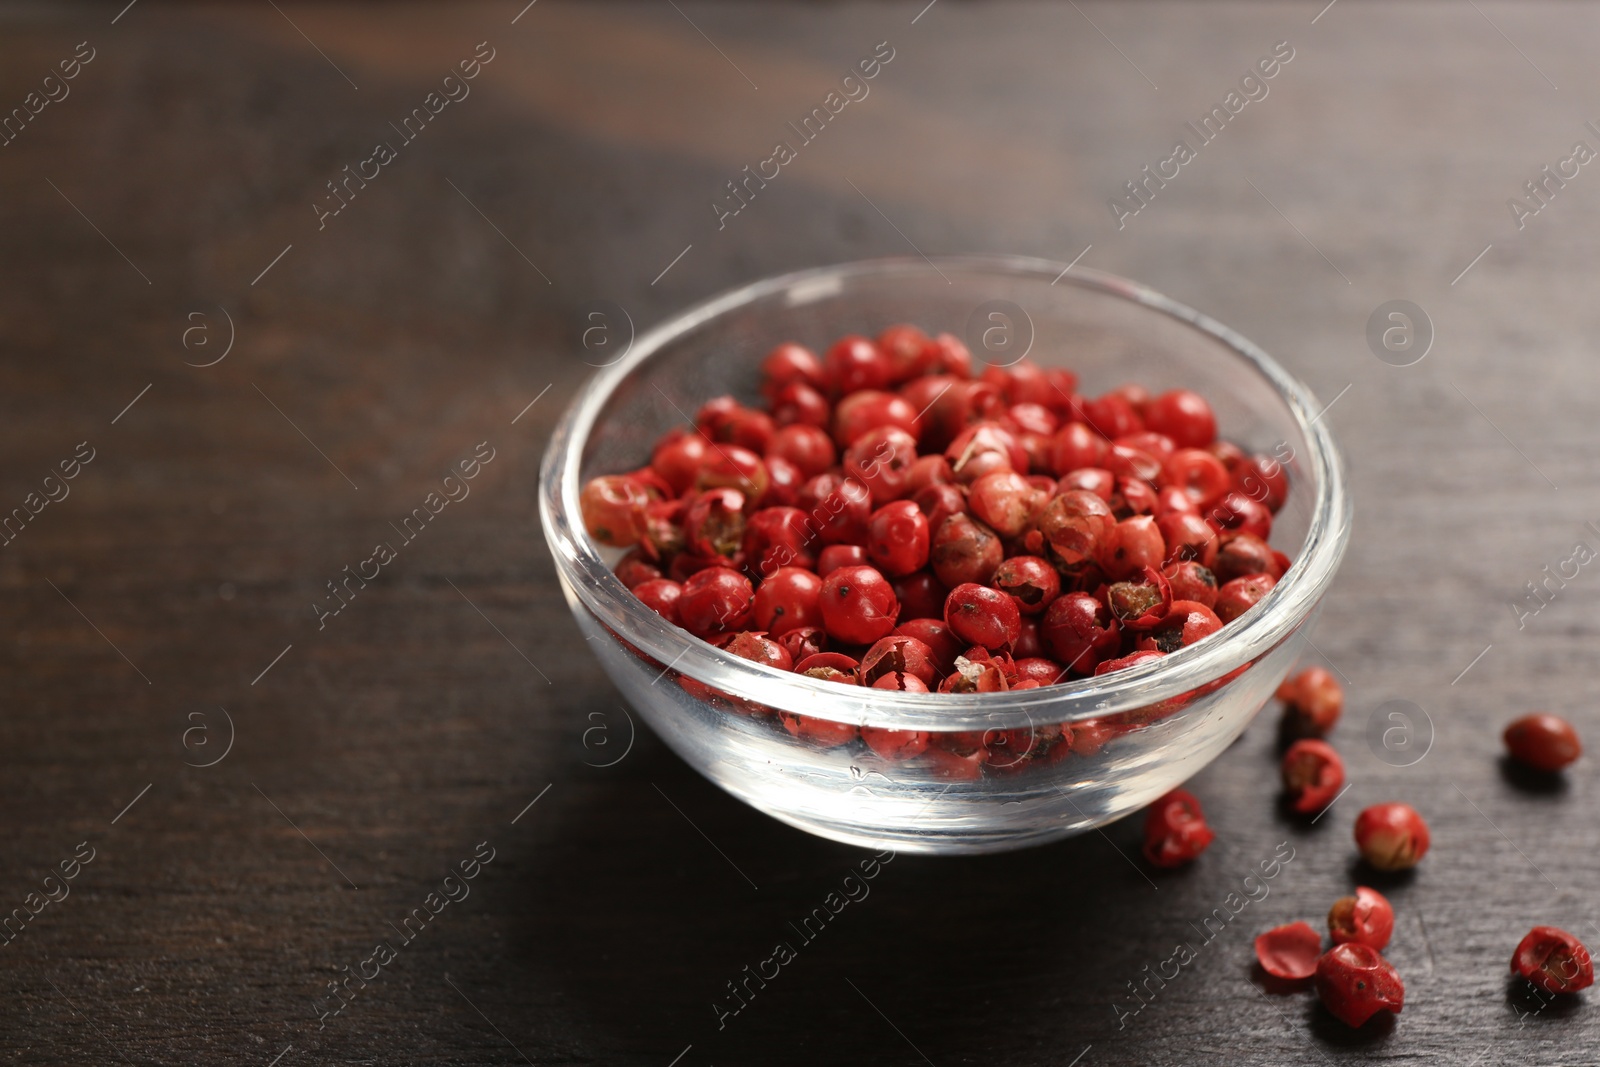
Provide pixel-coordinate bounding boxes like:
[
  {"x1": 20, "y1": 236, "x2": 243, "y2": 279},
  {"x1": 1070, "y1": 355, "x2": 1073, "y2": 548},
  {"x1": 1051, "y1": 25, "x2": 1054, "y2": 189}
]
[{"x1": 4, "y1": 2, "x2": 1599, "y2": 1063}]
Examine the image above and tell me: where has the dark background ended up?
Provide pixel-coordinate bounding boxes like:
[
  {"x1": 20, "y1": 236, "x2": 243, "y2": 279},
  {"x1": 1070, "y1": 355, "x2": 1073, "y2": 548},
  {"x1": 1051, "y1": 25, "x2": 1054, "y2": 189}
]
[{"x1": 2, "y1": 2, "x2": 1597, "y2": 1064}]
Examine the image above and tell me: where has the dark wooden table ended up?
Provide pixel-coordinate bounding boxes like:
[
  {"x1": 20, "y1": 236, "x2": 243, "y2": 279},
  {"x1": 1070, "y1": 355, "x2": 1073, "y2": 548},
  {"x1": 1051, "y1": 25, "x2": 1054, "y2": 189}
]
[{"x1": 4, "y1": 2, "x2": 1598, "y2": 1063}]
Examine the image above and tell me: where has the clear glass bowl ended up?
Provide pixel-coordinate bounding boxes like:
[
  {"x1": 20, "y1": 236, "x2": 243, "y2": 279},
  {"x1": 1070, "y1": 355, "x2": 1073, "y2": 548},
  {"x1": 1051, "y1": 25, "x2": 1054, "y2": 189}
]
[{"x1": 540, "y1": 256, "x2": 1350, "y2": 854}]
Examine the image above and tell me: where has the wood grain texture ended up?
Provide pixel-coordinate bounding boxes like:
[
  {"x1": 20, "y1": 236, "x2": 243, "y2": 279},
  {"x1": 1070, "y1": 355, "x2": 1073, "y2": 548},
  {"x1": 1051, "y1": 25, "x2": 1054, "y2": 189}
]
[{"x1": 1, "y1": 2, "x2": 1597, "y2": 1063}]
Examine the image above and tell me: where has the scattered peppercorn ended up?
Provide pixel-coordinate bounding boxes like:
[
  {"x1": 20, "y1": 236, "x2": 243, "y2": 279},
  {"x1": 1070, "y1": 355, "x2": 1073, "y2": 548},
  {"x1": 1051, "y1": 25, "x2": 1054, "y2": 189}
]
[
  {"x1": 1315, "y1": 943, "x2": 1404, "y2": 1027},
  {"x1": 1142, "y1": 788, "x2": 1216, "y2": 868},
  {"x1": 1276, "y1": 666, "x2": 1344, "y2": 738},
  {"x1": 1281, "y1": 739, "x2": 1345, "y2": 815},
  {"x1": 1256, "y1": 921, "x2": 1323, "y2": 981},
  {"x1": 1328, "y1": 887, "x2": 1394, "y2": 951},
  {"x1": 1353, "y1": 802, "x2": 1430, "y2": 871},
  {"x1": 1512, "y1": 926, "x2": 1595, "y2": 994},
  {"x1": 1503, "y1": 713, "x2": 1581, "y2": 773}
]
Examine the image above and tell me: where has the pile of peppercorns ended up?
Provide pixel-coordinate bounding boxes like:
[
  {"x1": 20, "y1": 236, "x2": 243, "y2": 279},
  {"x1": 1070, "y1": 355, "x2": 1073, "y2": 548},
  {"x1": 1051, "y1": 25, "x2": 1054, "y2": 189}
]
[
  {"x1": 1149, "y1": 667, "x2": 1592, "y2": 1029},
  {"x1": 579, "y1": 325, "x2": 1292, "y2": 763}
]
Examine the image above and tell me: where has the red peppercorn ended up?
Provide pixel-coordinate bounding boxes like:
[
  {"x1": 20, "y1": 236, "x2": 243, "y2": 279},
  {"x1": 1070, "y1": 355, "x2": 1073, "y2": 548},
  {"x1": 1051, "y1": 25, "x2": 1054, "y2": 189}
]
[
  {"x1": 913, "y1": 482, "x2": 968, "y2": 536},
  {"x1": 816, "y1": 543, "x2": 867, "y2": 577},
  {"x1": 1134, "y1": 601, "x2": 1222, "y2": 654},
  {"x1": 1103, "y1": 442, "x2": 1163, "y2": 483},
  {"x1": 666, "y1": 551, "x2": 735, "y2": 583},
  {"x1": 1093, "y1": 649, "x2": 1165, "y2": 676},
  {"x1": 632, "y1": 578, "x2": 683, "y2": 625},
  {"x1": 844, "y1": 426, "x2": 919, "y2": 505},
  {"x1": 1281, "y1": 739, "x2": 1346, "y2": 815},
  {"x1": 796, "y1": 665, "x2": 853, "y2": 688},
  {"x1": 579, "y1": 474, "x2": 650, "y2": 547},
  {"x1": 891, "y1": 569, "x2": 947, "y2": 621},
  {"x1": 705, "y1": 404, "x2": 775, "y2": 454},
  {"x1": 1109, "y1": 476, "x2": 1158, "y2": 519},
  {"x1": 723, "y1": 631, "x2": 794, "y2": 672},
  {"x1": 1213, "y1": 573, "x2": 1276, "y2": 622},
  {"x1": 1158, "y1": 447, "x2": 1228, "y2": 511},
  {"x1": 946, "y1": 422, "x2": 1025, "y2": 485},
  {"x1": 824, "y1": 334, "x2": 890, "y2": 395},
  {"x1": 795, "y1": 651, "x2": 860, "y2": 677},
  {"x1": 924, "y1": 332, "x2": 974, "y2": 378},
  {"x1": 892, "y1": 618, "x2": 962, "y2": 677},
  {"x1": 861, "y1": 725, "x2": 930, "y2": 761},
  {"x1": 1315, "y1": 943, "x2": 1404, "y2": 1027},
  {"x1": 992, "y1": 555, "x2": 1061, "y2": 616},
  {"x1": 1255, "y1": 921, "x2": 1323, "y2": 981},
  {"x1": 1144, "y1": 389, "x2": 1216, "y2": 449},
  {"x1": 1211, "y1": 531, "x2": 1273, "y2": 584},
  {"x1": 1207, "y1": 438, "x2": 1247, "y2": 471},
  {"x1": 1099, "y1": 514, "x2": 1167, "y2": 581},
  {"x1": 1014, "y1": 657, "x2": 1064, "y2": 686},
  {"x1": 797, "y1": 472, "x2": 873, "y2": 545},
  {"x1": 1153, "y1": 483, "x2": 1197, "y2": 518},
  {"x1": 1033, "y1": 489, "x2": 1115, "y2": 566},
  {"x1": 766, "y1": 423, "x2": 837, "y2": 478},
  {"x1": 871, "y1": 671, "x2": 930, "y2": 692},
  {"x1": 865, "y1": 500, "x2": 932, "y2": 577},
  {"x1": 860, "y1": 635, "x2": 938, "y2": 687},
  {"x1": 770, "y1": 381, "x2": 831, "y2": 427},
  {"x1": 1234, "y1": 452, "x2": 1289, "y2": 513},
  {"x1": 613, "y1": 549, "x2": 663, "y2": 590},
  {"x1": 900, "y1": 375, "x2": 966, "y2": 448},
  {"x1": 1106, "y1": 568, "x2": 1173, "y2": 629},
  {"x1": 760, "y1": 341, "x2": 826, "y2": 397},
  {"x1": 876, "y1": 323, "x2": 933, "y2": 382},
  {"x1": 779, "y1": 713, "x2": 858, "y2": 747},
  {"x1": 695, "y1": 443, "x2": 769, "y2": 500},
  {"x1": 752, "y1": 566, "x2": 824, "y2": 636},
  {"x1": 1013, "y1": 616, "x2": 1044, "y2": 659},
  {"x1": 776, "y1": 626, "x2": 827, "y2": 664},
  {"x1": 1051, "y1": 422, "x2": 1106, "y2": 475},
  {"x1": 760, "y1": 454, "x2": 804, "y2": 507},
  {"x1": 1081, "y1": 392, "x2": 1143, "y2": 439},
  {"x1": 1156, "y1": 511, "x2": 1220, "y2": 569},
  {"x1": 818, "y1": 565, "x2": 900, "y2": 645},
  {"x1": 683, "y1": 488, "x2": 748, "y2": 558},
  {"x1": 938, "y1": 649, "x2": 1013, "y2": 693},
  {"x1": 1058, "y1": 466, "x2": 1115, "y2": 502},
  {"x1": 833, "y1": 389, "x2": 922, "y2": 448},
  {"x1": 677, "y1": 568, "x2": 755, "y2": 639},
  {"x1": 742, "y1": 505, "x2": 816, "y2": 577},
  {"x1": 905, "y1": 453, "x2": 955, "y2": 494},
  {"x1": 1040, "y1": 592, "x2": 1120, "y2": 675},
  {"x1": 1210, "y1": 491, "x2": 1273, "y2": 541},
  {"x1": 1354, "y1": 802, "x2": 1430, "y2": 871},
  {"x1": 1162, "y1": 561, "x2": 1218, "y2": 609},
  {"x1": 1512, "y1": 926, "x2": 1595, "y2": 994},
  {"x1": 650, "y1": 432, "x2": 712, "y2": 495},
  {"x1": 1329, "y1": 887, "x2": 1395, "y2": 951},
  {"x1": 1005, "y1": 400, "x2": 1059, "y2": 437},
  {"x1": 1115, "y1": 430, "x2": 1175, "y2": 463},
  {"x1": 944, "y1": 582, "x2": 1022, "y2": 651},
  {"x1": 1142, "y1": 788, "x2": 1215, "y2": 868},
  {"x1": 968, "y1": 470, "x2": 1044, "y2": 539},
  {"x1": 1277, "y1": 666, "x2": 1344, "y2": 738},
  {"x1": 694, "y1": 395, "x2": 740, "y2": 438},
  {"x1": 1503, "y1": 713, "x2": 1582, "y2": 772},
  {"x1": 929, "y1": 512, "x2": 1004, "y2": 587}
]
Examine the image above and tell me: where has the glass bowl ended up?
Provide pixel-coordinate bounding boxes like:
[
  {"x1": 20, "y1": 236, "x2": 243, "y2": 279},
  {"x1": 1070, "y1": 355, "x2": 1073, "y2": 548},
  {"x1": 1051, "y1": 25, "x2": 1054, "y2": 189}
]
[{"x1": 540, "y1": 256, "x2": 1350, "y2": 854}]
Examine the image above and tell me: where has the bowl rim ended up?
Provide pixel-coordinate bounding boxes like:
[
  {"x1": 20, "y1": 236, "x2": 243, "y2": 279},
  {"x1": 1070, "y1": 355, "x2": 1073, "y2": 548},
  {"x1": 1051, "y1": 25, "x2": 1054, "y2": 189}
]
[{"x1": 539, "y1": 254, "x2": 1351, "y2": 731}]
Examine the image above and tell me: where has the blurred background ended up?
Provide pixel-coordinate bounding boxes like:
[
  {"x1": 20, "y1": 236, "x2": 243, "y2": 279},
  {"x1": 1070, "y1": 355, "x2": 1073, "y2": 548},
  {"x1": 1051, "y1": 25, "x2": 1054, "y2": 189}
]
[{"x1": 3, "y1": 2, "x2": 1598, "y2": 1064}]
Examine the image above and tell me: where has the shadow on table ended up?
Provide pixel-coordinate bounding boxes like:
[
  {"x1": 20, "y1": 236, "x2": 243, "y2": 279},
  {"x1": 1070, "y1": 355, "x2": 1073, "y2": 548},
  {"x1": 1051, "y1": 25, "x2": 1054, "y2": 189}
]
[{"x1": 488, "y1": 743, "x2": 1181, "y2": 1066}]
